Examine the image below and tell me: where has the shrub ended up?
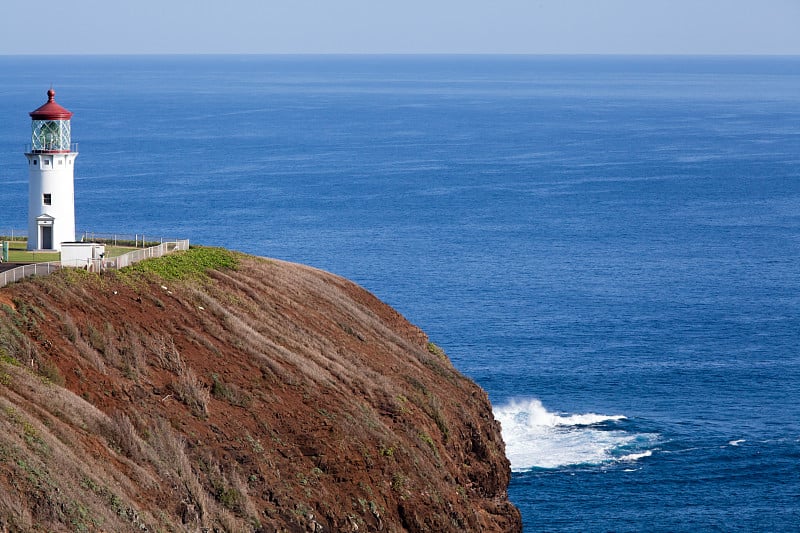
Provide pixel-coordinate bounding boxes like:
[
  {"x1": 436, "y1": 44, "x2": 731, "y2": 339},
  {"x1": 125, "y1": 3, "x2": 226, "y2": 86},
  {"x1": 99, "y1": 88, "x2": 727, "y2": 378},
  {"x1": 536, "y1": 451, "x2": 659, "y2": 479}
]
[
  {"x1": 0, "y1": 351, "x2": 20, "y2": 367},
  {"x1": 210, "y1": 374, "x2": 252, "y2": 408},
  {"x1": 217, "y1": 487, "x2": 243, "y2": 512},
  {"x1": 122, "y1": 247, "x2": 239, "y2": 282},
  {"x1": 105, "y1": 412, "x2": 146, "y2": 462},
  {"x1": 169, "y1": 348, "x2": 209, "y2": 418},
  {"x1": 391, "y1": 473, "x2": 407, "y2": 492},
  {"x1": 173, "y1": 367, "x2": 209, "y2": 418},
  {"x1": 62, "y1": 314, "x2": 78, "y2": 343},
  {"x1": 38, "y1": 361, "x2": 65, "y2": 386},
  {"x1": 426, "y1": 342, "x2": 446, "y2": 359},
  {"x1": 86, "y1": 324, "x2": 105, "y2": 353}
]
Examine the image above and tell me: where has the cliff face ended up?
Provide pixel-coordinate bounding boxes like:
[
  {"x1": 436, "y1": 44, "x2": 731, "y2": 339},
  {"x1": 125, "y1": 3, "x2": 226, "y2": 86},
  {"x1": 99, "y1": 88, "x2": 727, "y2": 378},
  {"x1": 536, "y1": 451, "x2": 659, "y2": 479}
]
[{"x1": 0, "y1": 250, "x2": 521, "y2": 532}]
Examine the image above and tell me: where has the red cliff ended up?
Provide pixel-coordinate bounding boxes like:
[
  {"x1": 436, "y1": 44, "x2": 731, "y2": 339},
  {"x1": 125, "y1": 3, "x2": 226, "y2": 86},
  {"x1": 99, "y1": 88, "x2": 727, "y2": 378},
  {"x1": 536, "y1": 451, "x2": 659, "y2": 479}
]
[{"x1": 0, "y1": 249, "x2": 521, "y2": 532}]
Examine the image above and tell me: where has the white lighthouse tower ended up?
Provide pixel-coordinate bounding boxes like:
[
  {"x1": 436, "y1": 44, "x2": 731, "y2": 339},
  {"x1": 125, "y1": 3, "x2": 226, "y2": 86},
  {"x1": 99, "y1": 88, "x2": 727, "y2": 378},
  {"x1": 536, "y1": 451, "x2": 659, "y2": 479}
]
[{"x1": 25, "y1": 89, "x2": 78, "y2": 251}]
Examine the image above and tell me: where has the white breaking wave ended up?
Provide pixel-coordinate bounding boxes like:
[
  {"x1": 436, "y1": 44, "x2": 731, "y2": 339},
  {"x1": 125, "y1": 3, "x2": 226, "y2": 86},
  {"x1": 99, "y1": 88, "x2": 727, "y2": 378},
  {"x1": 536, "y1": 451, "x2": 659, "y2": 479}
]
[
  {"x1": 618, "y1": 450, "x2": 653, "y2": 462},
  {"x1": 494, "y1": 398, "x2": 656, "y2": 471}
]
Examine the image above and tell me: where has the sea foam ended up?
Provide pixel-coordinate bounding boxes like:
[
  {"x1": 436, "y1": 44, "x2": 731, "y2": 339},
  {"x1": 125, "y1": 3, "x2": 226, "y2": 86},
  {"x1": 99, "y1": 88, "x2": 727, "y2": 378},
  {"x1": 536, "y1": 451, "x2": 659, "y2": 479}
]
[{"x1": 495, "y1": 398, "x2": 656, "y2": 471}]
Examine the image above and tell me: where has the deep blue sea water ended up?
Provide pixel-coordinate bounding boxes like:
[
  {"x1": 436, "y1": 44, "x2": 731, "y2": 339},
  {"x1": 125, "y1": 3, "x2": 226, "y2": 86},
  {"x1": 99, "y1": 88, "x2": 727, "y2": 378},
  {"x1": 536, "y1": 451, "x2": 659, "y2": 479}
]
[{"x1": 2, "y1": 55, "x2": 800, "y2": 531}]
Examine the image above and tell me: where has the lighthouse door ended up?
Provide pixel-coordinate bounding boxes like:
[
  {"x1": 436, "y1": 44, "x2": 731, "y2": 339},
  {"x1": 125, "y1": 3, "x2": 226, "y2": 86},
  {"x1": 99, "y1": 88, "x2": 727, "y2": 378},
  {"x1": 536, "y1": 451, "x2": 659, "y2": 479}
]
[{"x1": 41, "y1": 226, "x2": 53, "y2": 250}]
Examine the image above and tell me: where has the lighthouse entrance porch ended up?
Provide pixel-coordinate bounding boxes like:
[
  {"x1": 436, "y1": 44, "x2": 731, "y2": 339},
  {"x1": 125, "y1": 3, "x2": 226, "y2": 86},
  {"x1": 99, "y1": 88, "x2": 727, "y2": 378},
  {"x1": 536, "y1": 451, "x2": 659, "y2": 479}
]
[{"x1": 31, "y1": 214, "x2": 56, "y2": 251}]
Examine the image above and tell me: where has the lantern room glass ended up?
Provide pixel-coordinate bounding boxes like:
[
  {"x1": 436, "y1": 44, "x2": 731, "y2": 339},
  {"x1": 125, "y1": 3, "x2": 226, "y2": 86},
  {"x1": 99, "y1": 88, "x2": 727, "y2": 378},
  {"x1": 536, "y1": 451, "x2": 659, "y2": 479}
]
[{"x1": 31, "y1": 119, "x2": 71, "y2": 152}]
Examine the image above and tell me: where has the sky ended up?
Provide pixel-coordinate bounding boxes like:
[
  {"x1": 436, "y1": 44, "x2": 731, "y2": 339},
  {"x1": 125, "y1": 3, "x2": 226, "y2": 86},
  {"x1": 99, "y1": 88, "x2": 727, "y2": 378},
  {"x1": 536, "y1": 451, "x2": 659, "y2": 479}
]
[{"x1": 1, "y1": 0, "x2": 799, "y2": 55}]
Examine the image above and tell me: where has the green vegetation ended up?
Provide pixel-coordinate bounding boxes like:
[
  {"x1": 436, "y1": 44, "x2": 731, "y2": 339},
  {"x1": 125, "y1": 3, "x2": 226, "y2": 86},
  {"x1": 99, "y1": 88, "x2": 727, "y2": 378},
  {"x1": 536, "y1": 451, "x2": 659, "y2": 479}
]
[
  {"x1": 245, "y1": 433, "x2": 264, "y2": 454},
  {"x1": 80, "y1": 476, "x2": 140, "y2": 528},
  {"x1": 121, "y1": 247, "x2": 239, "y2": 282},
  {"x1": 217, "y1": 486, "x2": 244, "y2": 512},
  {"x1": 211, "y1": 373, "x2": 252, "y2": 408},
  {"x1": 426, "y1": 342, "x2": 447, "y2": 359},
  {"x1": 4, "y1": 240, "x2": 59, "y2": 263},
  {"x1": 103, "y1": 246, "x2": 140, "y2": 258},
  {"x1": 1, "y1": 351, "x2": 21, "y2": 367},
  {"x1": 379, "y1": 444, "x2": 395, "y2": 457},
  {"x1": 418, "y1": 432, "x2": 440, "y2": 461},
  {"x1": 38, "y1": 361, "x2": 65, "y2": 386},
  {"x1": 404, "y1": 376, "x2": 451, "y2": 441},
  {"x1": 391, "y1": 473, "x2": 407, "y2": 493},
  {"x1": 419, "y1": 432, "x2": 436, "y2": 451}
]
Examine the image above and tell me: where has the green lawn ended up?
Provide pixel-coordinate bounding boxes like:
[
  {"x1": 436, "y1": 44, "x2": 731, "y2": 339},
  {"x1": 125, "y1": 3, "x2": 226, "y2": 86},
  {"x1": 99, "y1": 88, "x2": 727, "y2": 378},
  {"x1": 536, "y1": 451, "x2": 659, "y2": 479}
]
[
  {"x1": 4, "y1": 241, "x2": 58, "y2": 262},
  {"x1": 105, "y1": 246, "x2": 138, "y2": 258},
  {"x1": 2, "y1": 239, "x2": 138, "y2": 263}
]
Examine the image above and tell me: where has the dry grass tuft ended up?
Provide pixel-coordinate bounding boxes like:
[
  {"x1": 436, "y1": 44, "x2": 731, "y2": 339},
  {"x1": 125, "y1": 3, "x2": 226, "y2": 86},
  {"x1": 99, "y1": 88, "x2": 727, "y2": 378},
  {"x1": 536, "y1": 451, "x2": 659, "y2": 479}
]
[
  {"x1": 148, "y1": 417, "x2": 213, "y2": 525},
  {"x1": 117, "y1": 327, "x2": 148, "y2": 378},
  {"x1": 168, "y1": 345, "x2": 210, "y2": 418},
  {"x1": 150, "y1": 336, "x2": 183, "y2": 372},
  {"x1": 61, "y1": 312, "x2": 79, "y2": 342},
  {"x1": 105, "y1": 411, "x2": 148, "y2": 462},
  {"x1": 74, "y1": 333, "x2": 107, "y2": 374},
  {"x1": 210, "y1": 373, "x2": 252, "y2": 408},
  {"x1": 147, "y1": 418, "x2": 248, "y2": 530}
]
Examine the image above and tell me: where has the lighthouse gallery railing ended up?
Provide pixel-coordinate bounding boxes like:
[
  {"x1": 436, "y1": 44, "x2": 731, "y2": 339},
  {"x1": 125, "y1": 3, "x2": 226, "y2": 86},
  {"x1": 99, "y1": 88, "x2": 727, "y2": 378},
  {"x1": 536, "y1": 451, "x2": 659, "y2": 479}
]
[{"x1": 0, "y1": 239, "x2": 189, "y2": 289}]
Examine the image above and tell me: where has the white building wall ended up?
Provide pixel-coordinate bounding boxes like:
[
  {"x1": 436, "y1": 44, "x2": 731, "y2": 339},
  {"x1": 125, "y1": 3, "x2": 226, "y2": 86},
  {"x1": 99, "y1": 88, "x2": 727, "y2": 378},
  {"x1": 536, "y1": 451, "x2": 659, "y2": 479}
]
[
  {"x1": 61, "y1": 242, "x2": 104, "y2": 268},
  {"x1": 26, "y1": 151, "x2": 78, "y2": 251}
]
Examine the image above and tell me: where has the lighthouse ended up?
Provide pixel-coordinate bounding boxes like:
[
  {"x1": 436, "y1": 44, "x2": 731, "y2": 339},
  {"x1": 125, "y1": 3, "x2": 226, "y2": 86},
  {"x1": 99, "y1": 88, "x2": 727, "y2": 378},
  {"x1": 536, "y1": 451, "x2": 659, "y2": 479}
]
[{"x1": 25, "y1": 89, "x2": 78, "y2": 251}]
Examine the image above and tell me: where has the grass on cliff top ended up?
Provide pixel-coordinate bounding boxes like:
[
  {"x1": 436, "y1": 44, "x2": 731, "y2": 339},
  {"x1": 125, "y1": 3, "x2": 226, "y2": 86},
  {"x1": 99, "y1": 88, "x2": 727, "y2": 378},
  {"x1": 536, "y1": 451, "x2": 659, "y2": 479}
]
[{"x1": 120, "y1": 246, "x2": 239, "y2": 282}]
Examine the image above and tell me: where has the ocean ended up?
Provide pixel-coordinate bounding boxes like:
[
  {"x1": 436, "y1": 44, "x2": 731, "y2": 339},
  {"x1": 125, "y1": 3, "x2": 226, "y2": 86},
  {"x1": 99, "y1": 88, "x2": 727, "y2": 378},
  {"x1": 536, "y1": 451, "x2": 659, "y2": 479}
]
[{"x1": 1, "y1": 55, "x2": 799, "y2": 531}]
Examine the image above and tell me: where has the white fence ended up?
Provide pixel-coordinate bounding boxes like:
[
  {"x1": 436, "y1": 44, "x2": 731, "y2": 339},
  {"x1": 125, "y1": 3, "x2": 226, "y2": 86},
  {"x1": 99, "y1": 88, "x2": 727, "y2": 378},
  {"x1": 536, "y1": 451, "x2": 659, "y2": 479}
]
[
  {"x1": 95, "y1": 239, "x2": 189, "y2": 270},
  {"x1": 78, "y1": 232, "x2": 177, "y2": 248},
  {"x1": 0, "y1": 262, "x2": 61, "y2": 289},
  {"x1": 0, "y1": 239, "x2": 189, "y2": 289}
]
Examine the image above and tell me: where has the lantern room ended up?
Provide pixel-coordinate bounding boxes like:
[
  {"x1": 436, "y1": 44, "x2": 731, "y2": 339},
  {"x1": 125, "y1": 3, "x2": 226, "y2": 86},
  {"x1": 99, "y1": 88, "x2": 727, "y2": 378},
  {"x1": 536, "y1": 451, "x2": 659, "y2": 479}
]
[{"x1": 29, "y1": 89, "x2": 74, "y2": 152}]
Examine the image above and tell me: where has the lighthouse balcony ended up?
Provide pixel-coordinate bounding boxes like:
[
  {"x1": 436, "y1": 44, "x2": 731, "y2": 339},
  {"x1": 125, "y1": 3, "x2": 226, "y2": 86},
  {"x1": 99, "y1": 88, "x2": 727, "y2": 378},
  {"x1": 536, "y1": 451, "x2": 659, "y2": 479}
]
[{"x1": 26, "y1": 143, "x2": 79, "y2": 154}]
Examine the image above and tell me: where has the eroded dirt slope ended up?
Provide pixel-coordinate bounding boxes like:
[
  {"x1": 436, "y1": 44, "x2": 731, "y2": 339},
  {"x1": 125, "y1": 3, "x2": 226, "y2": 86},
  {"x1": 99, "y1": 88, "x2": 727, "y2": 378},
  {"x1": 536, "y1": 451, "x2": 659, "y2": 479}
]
[{"x1": 0, "y1": 252, "x2": 521, "y2": 532}]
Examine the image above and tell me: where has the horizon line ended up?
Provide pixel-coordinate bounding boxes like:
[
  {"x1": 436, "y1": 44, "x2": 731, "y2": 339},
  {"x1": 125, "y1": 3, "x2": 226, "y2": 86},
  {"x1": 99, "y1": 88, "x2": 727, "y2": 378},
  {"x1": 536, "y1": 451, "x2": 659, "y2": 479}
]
[{"x1": 2, "y1": 52, "x2": 800, "y2": 58}]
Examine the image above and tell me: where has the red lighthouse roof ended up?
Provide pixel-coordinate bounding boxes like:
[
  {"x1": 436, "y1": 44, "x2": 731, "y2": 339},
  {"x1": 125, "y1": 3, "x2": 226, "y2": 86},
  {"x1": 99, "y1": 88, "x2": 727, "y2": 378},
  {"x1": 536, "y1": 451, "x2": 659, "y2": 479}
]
[{"x1": 30, "y1": 89, "x2": 73, "y2": 120}]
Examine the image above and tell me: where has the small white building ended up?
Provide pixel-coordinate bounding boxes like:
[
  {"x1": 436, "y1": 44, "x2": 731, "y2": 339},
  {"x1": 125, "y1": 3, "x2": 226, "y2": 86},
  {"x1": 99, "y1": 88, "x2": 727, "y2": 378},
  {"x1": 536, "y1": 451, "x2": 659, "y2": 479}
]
[
  {"x1": 25, "y1": 89, "x2": 78, "y2": 251},
  {"x1": 60, "y1": 242, "x2": 105, "y2": 269}
]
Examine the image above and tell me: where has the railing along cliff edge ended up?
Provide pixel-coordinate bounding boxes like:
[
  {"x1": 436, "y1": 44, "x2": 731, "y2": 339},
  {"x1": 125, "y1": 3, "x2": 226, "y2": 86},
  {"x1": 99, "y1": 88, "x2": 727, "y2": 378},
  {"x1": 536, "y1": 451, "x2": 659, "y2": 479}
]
[{"x1": 0, "y1": 239, "x2": 190, "y2": 289}]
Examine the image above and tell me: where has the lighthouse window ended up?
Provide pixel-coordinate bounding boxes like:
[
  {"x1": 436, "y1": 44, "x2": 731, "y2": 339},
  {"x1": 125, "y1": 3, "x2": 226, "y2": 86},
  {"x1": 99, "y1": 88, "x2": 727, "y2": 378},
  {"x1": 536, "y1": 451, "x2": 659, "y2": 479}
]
[
  {"x1": 33, "y1": 160, "x2": 37, "y2": 165},
  {"x1": 58, "y1": 160, "x2": 63, "y2": 165},
  {"x1": 43, "y1": 194, "x2": 52, "y2": 206}
]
